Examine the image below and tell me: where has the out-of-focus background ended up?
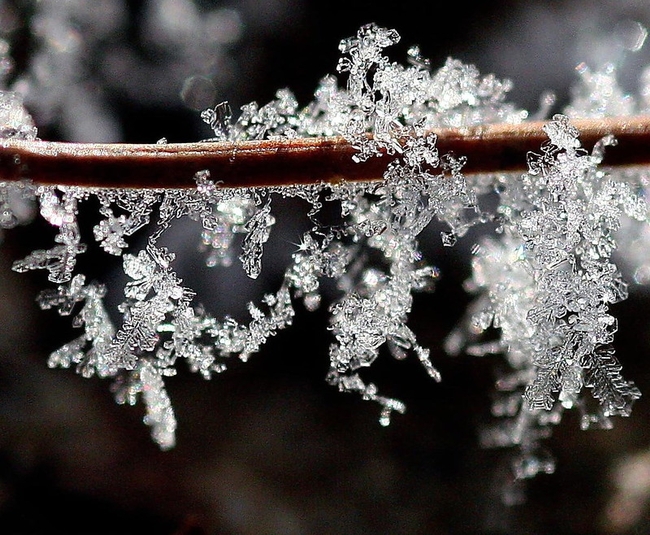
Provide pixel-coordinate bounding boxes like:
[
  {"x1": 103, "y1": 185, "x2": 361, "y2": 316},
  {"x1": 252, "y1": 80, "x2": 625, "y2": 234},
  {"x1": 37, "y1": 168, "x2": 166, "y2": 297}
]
[{"x1": 3, "y1": 1, "x2": 650, "y2": 534}]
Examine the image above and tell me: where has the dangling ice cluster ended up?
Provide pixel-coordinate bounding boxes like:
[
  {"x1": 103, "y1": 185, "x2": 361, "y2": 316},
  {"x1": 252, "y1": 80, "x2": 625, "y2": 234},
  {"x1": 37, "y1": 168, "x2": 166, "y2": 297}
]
[
  {"x1": 8, "y1": 23, "x2": 515, "y2": 449},
  {"x1": 3, "y1": 22, "x2": 650, "y2": 499},
  {"x1": 563, "y1": 59, "x2": 650, "y2": 288},
  {"x1": 476, "y1": 53, "x2": 650, "y2": 499},
  {"x1": 447, "y1": 71, "x2": 650, "y2": 497},
  {"x1": 448, "y1": 114, "x2": 646, "y2": 499}
]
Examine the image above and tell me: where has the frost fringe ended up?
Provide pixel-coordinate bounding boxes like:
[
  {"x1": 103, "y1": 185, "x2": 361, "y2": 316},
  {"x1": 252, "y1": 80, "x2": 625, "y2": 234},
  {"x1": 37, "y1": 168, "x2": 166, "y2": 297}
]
[{"x1": 0, "y1": 24, "x2": 648, "y2": 499}]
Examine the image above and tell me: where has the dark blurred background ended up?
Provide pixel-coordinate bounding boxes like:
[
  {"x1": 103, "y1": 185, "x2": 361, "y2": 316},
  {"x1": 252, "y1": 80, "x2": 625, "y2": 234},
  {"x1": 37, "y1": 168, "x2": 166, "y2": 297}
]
[{"x1": 3, "y1": 1, "x2": 650, "y2": 534}]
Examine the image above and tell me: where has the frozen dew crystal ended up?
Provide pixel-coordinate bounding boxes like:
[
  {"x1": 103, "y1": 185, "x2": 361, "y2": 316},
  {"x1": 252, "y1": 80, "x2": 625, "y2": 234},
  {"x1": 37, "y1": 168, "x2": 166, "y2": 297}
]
[
  {"x1": 93, "y1": 190, "x2": 159, "y2": 255},
  {"x1": 14, "y1": 22, "x2": 486, "y2": 445},
  {"x1": 200, "y1": 101, "x2": 232, "y2": 141},
  {"x1": 0, "y1": 90, "x2": 38, "y2": 234},
  {"x1": 112, "y1": 358, "x2": 177, "y2": 450},
  {"x1": 0, "y1": 90, "x2": 38, "y2": 141},
  {"x1": 6, "y1": 19, "x2": 650, "y2": 493},
  {"x1": 12, "y1": 187, "x2": 87, "y2": 284},
  {"x1": 451, "y1": 112, "x2": 644, "y2": 494},
  {"x1": 239, "y1": 197, "x2": 275, "y2": 278}
]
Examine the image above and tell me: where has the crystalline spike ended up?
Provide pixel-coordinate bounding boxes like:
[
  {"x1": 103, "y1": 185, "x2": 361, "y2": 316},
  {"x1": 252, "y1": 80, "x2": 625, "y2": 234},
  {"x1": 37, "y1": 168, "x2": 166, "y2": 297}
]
[
  {"x1": 239, "y1": 198, "x2": 275, "y2": 278},
  {"x1": 201, "y1": 101, "x2": 232, "y2": 140},
  {"x1": 138, "y1": 359, "x2": 177, "y2": 450}
]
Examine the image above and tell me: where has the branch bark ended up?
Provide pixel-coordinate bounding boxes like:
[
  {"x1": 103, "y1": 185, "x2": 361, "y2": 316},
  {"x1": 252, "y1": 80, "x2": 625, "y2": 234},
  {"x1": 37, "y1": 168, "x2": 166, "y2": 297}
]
[{"x1": 1, "y1": 116, "x2": 650, "y2": 189}]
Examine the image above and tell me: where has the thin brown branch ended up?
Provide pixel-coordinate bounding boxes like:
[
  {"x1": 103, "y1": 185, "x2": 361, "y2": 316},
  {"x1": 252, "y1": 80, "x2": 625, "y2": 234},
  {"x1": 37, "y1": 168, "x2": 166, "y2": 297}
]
[{"x1": 2, "y1": 116, "x2": 650, "y2": 189}]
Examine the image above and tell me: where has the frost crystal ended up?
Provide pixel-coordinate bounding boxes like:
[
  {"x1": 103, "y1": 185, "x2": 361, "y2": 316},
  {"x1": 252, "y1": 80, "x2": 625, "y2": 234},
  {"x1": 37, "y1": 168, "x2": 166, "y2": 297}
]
[
  {"x1": 0, "y1": 90, "x2": 38, "y2": 234},
  {"x1": 450, "y1": 114, "x2": 644, "y2": 496},
  {"x1": 4, "y1": 21, "x2": 650, "y2": 503},
  {"x1": 10, "y1": 23, "x2": 502, "y2": 447},
  {"x1": 13, "y1": 188, "x2": 86, "y2": 283},
  {"x1": 239, "y1": 197, "x2": 275, "y2": 278},
  {"x1": 0, "y1": 90, "x2": 38, "y2": 140},
  {"x1": 113, "y1": 358, "x2": 177, "y2": 450}
]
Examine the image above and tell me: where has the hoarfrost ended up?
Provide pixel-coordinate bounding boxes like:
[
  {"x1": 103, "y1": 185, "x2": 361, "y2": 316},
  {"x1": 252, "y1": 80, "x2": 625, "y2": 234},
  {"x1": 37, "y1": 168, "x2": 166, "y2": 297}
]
[
  {"x1": 11, "y1": 23, "x2": 499, "y2": 445},
  {"x1": 112, "y1": 358, "x2": 177, "y2": 450},
  {"x1": 12, "y1": 187, "x2": 86, "y2": 284},
  {"x1": 450, "y1": 114, "x2": 644, "y2": 496},
  {"x1": 4, "y1": 21, "x2": 650, "y2": 502},
  {"x1": 239, "y1": 197, "x2": 275, "y2": 278},
  {"x1": 0, "y1": 90, "x2": 38, "y2": 234}
]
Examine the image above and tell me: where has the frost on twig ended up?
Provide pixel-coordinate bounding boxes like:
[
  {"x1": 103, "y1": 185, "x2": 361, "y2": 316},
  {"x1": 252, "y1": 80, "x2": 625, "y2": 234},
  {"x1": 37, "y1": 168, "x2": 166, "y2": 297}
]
[
  {"x1": 450, "y1": 113, "x2": 645, "y2": 499},
  {"x1": 8, "y1": 23, "x2": 507, "y2": 447},
  {"x1": 3, "y1": 20, "x2": 649, "y2": 495},
  {"x1": 443, "y1": 54, "x2": 650, "y2": 497}
]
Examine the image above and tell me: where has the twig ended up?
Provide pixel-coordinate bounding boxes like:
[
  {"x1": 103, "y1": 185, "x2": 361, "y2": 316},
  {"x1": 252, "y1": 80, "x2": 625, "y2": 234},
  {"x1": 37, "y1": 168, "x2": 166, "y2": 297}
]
[{"x1": 1, "y1": 116, "x2": 650, "y2": 189}]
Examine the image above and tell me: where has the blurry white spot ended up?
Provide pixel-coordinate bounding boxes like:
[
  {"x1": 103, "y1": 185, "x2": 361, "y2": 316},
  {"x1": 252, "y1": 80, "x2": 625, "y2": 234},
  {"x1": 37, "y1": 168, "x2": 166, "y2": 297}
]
[
  {"x1": 614, "y1": 19, "x2": 647, "y2": 52},
  {"x1": 144, "y1": 0, "x2": 200, "y2": 46},
  {"x1": 604, "y1": 450, "x2": 650, "y2": 533},
  {"x1": 181, "y1": 75, "x2": 217, "y2": 111},
  {"x1": 205, "y1": 8, "x2": 243, "y2": 45}
]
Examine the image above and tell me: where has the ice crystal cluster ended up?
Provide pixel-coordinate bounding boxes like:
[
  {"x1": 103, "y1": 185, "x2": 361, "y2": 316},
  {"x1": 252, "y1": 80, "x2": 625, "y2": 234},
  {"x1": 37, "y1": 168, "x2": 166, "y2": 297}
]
[{"x1": 2, "y1": 21, "x2": 650, "y2": 498}]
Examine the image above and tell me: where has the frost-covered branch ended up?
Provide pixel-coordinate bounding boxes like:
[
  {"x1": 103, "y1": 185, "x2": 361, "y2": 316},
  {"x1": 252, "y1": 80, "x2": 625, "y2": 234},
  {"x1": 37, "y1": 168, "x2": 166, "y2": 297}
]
[{"x1": 2, "y1": 21, "x2": 650, "y2": 506}]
